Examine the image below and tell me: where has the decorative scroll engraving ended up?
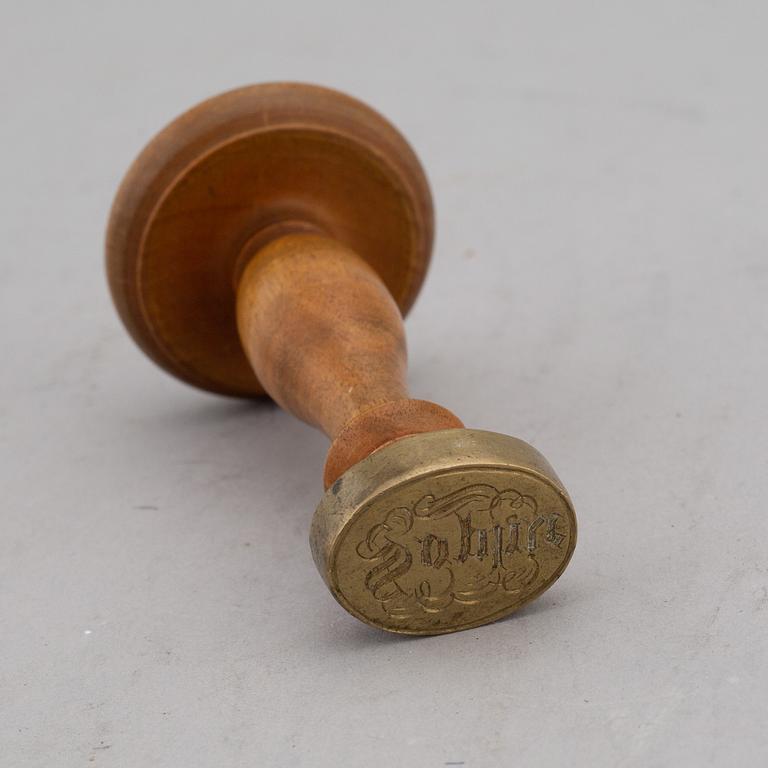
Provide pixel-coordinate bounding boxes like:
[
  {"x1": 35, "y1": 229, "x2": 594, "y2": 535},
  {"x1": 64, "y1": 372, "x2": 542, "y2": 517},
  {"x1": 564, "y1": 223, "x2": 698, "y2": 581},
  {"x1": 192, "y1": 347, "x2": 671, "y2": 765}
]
[{"x1": 356, "y1": 485, "x2": 567, "y2": 619}]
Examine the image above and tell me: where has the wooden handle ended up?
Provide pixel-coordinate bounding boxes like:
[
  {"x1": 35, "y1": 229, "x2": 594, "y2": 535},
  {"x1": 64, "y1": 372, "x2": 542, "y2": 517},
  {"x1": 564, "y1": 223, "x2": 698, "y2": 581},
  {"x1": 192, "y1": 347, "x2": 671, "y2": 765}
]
[{"x1": 236, "y1": 233, "x2": 463, "y2": 487}]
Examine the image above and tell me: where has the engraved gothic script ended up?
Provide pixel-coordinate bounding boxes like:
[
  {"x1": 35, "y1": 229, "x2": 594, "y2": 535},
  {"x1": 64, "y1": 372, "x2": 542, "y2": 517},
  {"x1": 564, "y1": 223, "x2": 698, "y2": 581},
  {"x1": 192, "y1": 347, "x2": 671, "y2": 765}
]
[{"x1": 356, "y1": 484, "x2": 568, "y2": 620}]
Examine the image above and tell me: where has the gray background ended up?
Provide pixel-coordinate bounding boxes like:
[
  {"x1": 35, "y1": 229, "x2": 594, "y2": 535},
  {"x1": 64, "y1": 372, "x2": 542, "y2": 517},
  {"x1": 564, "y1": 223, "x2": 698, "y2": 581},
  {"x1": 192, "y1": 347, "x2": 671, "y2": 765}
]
[{"x1": 2, "y1": 1, "x2": 766, "y2": 766}]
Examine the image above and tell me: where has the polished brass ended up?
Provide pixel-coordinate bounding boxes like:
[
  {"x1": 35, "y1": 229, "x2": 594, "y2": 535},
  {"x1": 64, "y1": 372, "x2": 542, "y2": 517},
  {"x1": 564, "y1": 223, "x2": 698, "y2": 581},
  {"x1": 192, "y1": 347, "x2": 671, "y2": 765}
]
[{"x1": 312, "y1": 429, "x2": 576, "y2": 635}]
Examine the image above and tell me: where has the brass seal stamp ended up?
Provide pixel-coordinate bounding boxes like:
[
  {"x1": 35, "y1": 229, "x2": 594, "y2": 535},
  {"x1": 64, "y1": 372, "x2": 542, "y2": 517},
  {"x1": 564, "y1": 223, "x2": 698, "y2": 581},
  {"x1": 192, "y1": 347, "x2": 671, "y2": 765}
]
[
  {"x1": 313, "y1": 430, "x2": 576, "y2": 634},
  {"x1": 106, "y1": 83, "x2": 578, "y2": 635}
]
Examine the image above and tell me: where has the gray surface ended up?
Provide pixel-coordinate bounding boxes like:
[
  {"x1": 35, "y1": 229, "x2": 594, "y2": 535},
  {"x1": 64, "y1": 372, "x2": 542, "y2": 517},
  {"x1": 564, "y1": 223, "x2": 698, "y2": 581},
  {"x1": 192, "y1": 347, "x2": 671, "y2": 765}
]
[{"x1": 2, "y1": 2, "x2": 767, "y2": 766}]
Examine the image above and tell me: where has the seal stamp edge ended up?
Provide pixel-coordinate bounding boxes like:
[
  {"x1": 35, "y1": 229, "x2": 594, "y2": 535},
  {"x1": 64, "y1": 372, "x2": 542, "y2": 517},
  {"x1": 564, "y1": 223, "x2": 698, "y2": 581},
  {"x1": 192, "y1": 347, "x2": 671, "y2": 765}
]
[{"x1": 311, "y1": 429, "x2": 577, "y2": 636}]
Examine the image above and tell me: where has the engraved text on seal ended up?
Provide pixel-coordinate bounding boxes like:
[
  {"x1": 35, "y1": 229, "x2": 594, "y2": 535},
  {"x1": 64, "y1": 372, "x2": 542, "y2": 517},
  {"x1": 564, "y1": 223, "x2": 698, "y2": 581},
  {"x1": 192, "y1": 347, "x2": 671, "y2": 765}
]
[{"x1": 356, "y1": 484, "x2": 568, "y2": 620}]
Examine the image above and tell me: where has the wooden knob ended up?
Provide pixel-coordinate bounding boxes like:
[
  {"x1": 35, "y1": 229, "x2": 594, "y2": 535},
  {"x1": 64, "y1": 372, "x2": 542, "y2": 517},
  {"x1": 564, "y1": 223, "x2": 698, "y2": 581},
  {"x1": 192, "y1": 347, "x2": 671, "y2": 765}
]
[{"x1": 107, "y1": 83, "x2": 576, "y2": 635}]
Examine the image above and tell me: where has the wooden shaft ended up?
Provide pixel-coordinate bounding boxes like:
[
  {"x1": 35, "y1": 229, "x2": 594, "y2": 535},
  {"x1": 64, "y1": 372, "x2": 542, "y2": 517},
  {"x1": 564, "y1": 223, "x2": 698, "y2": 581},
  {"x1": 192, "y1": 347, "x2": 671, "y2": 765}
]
[{"x1": 236, "y1": 233, "x2": 463, "y2": 487}]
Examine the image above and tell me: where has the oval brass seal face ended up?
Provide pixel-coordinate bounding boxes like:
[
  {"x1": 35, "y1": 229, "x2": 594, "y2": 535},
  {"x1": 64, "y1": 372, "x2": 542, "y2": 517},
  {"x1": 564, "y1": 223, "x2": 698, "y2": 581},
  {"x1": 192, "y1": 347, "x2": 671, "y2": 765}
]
[{"x1": 311, "y1": 430, "x2": 577, "y2": 635}]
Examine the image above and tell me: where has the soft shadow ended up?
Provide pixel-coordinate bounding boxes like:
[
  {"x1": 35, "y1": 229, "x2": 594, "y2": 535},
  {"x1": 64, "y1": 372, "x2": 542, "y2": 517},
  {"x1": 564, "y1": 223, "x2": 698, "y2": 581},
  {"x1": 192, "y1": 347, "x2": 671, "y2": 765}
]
[
  {"x1": 134, "y1": 393, "x2": 328, "y2": 494},
  {"x1": 325, "y1": 581, "x2": 585, "y2": 652}
]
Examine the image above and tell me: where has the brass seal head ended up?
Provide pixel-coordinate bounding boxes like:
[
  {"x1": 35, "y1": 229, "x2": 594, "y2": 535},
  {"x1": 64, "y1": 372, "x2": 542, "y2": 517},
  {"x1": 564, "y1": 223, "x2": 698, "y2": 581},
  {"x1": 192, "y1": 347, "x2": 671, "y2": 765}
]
[{"x1": 311, "y1": 429, "x2": 577, "y2": 635}]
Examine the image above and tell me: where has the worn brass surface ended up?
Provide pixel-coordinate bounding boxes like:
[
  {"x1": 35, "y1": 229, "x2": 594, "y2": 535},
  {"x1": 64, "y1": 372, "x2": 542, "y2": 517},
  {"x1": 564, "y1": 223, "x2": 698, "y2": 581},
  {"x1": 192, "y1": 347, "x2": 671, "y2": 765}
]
[{"x1": 311, "y1": 429, "x2": 576, "y2": 635}]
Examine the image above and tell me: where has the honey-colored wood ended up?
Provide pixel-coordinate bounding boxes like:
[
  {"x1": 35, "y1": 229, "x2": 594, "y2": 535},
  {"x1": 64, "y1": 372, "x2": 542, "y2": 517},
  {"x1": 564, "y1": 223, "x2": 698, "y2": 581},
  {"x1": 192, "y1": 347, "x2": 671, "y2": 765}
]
[
  {"x1": 106, "y1": 83, "x2": 433, "y2": 396},
  {"x1": 106, "y1": 82, "x2": 460, "y2": 484},
  {"x1": 236, "y1": 234, "x2": 462, "y2": 486}
]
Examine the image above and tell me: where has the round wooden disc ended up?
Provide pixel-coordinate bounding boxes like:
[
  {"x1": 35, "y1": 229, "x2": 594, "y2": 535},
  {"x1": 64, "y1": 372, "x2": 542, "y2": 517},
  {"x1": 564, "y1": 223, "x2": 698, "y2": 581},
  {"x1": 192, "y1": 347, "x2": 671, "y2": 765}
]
[{"x1": 106, "y1": 83, "x2": 433, "y2": 396}]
